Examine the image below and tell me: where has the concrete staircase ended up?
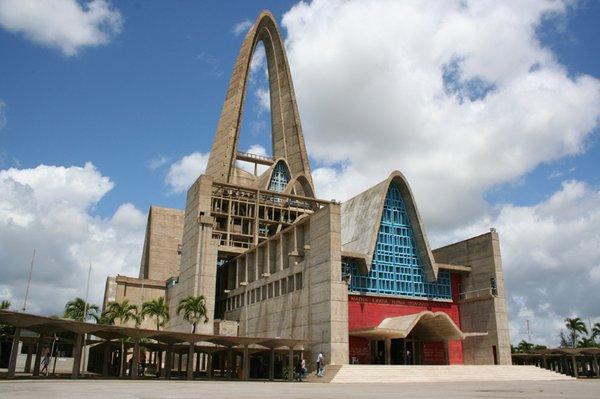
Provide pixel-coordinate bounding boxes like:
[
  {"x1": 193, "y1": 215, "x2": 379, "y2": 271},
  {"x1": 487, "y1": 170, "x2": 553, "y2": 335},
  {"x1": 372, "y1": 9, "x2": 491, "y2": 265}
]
[{"x1": 309, "y1": 365, "x2": 574, "y2": 383}]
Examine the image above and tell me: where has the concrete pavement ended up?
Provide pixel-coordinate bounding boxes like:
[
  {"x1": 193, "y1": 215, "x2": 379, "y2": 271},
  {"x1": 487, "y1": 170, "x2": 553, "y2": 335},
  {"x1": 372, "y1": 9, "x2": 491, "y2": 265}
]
[{"x1": 1, "y1": 379, "x2": 599, "y2": 399}]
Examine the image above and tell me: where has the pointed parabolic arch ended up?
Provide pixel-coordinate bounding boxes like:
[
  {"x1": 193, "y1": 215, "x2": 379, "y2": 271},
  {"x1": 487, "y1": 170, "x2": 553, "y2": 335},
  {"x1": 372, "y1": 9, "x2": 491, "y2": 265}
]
[
  {"x1": 341, "y1": 171, "x2": 438, "y2": 281},
  {"x1": 204, "y1": 11, "x2": 315, "y2": 196}
]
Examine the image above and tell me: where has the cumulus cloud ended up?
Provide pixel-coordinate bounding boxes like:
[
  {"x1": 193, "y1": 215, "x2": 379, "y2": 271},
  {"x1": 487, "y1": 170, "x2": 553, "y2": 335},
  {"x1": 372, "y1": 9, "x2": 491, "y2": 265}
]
[
  {"x1": 0, "y1": 0, "x2": 123, "y2": 56},
  {"x1": 282, "y1": 0, "x2": 600, "y2": 231},
  {"x1": 232, "y1": 19, "x2": 252, "y2": 36},
  {"x1": 0, "y1": 163, "x2": 145, "y2": 315},
  {"x1": 281, "y1": 0, "x2": 600, "y2": 345},
  {"x1": 432, "y1": 180, "x2": 600, "y2": 345},
  {"x1": 165, "y1": 151, "x2": 210, "y2": 194}
]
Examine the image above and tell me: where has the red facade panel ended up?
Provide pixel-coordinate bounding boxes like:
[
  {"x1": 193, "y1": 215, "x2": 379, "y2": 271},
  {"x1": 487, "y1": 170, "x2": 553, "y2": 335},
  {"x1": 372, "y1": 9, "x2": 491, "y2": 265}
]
[{"x1": 347, "y1": 273, "x2": 464, "y2": 365}]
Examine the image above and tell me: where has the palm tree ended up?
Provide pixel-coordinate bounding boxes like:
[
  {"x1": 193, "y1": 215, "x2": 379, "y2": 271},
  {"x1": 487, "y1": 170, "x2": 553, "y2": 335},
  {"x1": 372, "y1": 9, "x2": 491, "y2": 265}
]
[
  {"x1": 0, "y1": 300, "x2": 11, "y2": 361},
  {"x1": 103, "y1": 300, "x2": 139, "y2": 376},
  {"x1": 141, "y1": 297, "x2": 169, "y2": 331},
  {"x1": 578, "y1": 337, "x2": 596, "y2": 348},
  {"x1": 176, "y1": 295, "x2": 208, "y2": 333},
  {"x1": 64, "y1": 297, "x2": 99, "y2": 322},
  {"x1": 517, "y1": 340, "x2": 534, "y2": 353},
  {"x1": 565, "y1": 317, "x2": 588, "y2": 348},
  {"x1": 592, "y1": 323, "x2": 600, "y2": 342}
]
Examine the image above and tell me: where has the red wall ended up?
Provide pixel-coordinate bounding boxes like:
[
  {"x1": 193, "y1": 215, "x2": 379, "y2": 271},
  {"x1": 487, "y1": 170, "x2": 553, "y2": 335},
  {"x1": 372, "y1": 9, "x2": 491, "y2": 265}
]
[{"x1": 348, "y1": 273, "x2": 464, "y2": 365}]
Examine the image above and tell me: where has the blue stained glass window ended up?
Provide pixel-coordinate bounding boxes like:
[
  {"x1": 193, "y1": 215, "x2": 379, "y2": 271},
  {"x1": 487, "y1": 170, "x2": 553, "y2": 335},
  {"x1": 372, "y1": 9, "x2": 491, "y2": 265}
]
[
  {"x1": 268, "y1": 161, "x2": 290, "y2": 193},
  {"x1": 342, "y1": 183, "x2": 451, "y2": 300}
]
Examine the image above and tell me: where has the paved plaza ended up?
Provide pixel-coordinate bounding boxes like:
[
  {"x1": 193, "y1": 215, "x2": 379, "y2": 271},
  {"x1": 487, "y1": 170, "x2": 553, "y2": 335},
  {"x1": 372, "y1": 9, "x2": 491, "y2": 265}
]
[{"x1": 1, "y1": 380, "x2": 600, "y2": 399}]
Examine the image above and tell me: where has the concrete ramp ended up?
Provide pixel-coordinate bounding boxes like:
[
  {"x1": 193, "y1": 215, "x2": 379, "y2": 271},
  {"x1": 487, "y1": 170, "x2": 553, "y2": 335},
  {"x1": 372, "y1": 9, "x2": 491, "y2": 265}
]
[{"x1": 310, "y1": 365, "x2": 574, "y2": 383}]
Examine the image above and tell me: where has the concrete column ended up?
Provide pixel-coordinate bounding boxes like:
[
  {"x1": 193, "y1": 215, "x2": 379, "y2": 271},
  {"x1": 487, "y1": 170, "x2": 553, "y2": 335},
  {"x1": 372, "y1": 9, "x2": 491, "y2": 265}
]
[
  {"x1": 384, "y1": 338, "x2": 391, "y2": 365},
  {"x1": 157, "y1": 350, "x2": 163, "y2": 378},
  {"x1": 571, "y1": 356, "x2": 578, "y2": 378},
  {"x1": 266, "y1": 240, "x2": 271, "y2": 274},
  {"x1": 268, "y1": 349, "x2": 275, "y2": 381},
  {"x1": 207, "y1": 353, "x2": 213, "y2": 378},
  {"x1": 24, "y1": 344, "x2": 34, "y2": 373},
  {"x1": 594, "y1": 355, "x2": 600, "y2": 378},
  {"x1": 7, "y1": 328, "x2": 22, "y2": 379},
  {"x1": 131, "y1": 338, "x2": 140, "y2": 379},
  {"x1": 227, "y1": 348, "x2": 233, "y2": 379},
  {"x1": 242, "y1": 345, "x2": 250, "y2": 380},
  {"x1": 187, "y1": 343, "x2": 195, "y2": 380},
  {"x1": 542, "y1": 355, "x2": 548, "y2": 369},
  {"x1": 288, "y1": 348, "x2": 294, "y2": 382},
  {"x1": 33, "y1": 333, "x2": 45, "y2": 376},
  {"x1": 71, "y1": 333, "x2": 83, "y2": 379},
  {"x1": 195, "y1": 351, "x2": 201, "y2": 373},
  {"x1": 278, "y1": 238, "x2": 284, "y2": 271},
  {"x1": 164, "y1": 346, "x2": 172, "y2": 379},
  {"x1": 102, "y1": 344, "x2": 111, "y2": 376},
  {"x1": 178, "y1": 353, "x2": 182, "y2": 373}
]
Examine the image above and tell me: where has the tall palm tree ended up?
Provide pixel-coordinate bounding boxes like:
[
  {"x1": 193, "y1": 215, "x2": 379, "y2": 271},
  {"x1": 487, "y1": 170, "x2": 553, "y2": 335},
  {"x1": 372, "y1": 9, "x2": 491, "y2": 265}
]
[
  {"x1": 1, "y1": 300, "x2": 10, "y2": 310},
  {"x1": 176, "y1": 295, "x2": 208, "y2": 333},
  {"x1": 565, "y1": 317, "x2": 588, "y2": 348},
  {"x1": 141, "y1": 297, "x2": 169, "y2": 331},
  {"x1": 103, "y1": 300, "x2": 139, "y2": 376},
  {"x1": 64, "y1": 297, "x2": 99, "y2": 322}
]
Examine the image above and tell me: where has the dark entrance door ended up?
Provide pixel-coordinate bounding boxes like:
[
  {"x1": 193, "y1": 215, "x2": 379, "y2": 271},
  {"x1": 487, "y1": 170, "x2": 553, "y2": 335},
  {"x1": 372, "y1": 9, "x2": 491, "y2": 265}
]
[{"x1": 390, "y1": 339, "x2": 422, "y2": 364}]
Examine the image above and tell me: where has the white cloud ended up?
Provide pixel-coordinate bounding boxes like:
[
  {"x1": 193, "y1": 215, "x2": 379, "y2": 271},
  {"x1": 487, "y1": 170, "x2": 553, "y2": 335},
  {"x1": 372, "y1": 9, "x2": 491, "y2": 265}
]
[
  {"x1": 165, "y1": 151, "x2": 210, "y2": 194},
  {"x1": 0, "y1": 0, "x2": 123, "y2": 56},
  {"x1": 282, "y1": 0, "x2": 600, "y2": 346},
  {"x1": 282, "y1": 0, "x2": 600, "y2": 232},
  {"x1": 255, "y1": 87, "x2": 270, "y2": 112},
  {"x1": 236, "y1": 144, "x2": 270, "y2": 176},
  {"x1": 0, "y1": 163, "x2": 145, "y2": 315},
  {"x1": 148, "y1": 154, "x2": 170, "y2": 171},
  {"x1": 232, "y1": 19, "x2": 251, "y2": 36},
  {"x1": 432, "y1": 180, "x2": 600, "y2": 345}
]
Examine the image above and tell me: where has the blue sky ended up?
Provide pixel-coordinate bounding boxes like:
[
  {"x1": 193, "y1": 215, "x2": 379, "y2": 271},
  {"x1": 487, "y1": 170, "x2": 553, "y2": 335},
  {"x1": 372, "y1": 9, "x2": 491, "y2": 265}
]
[
  {"x1": 0, "y1": 1, "x2": 293, "y2": 216},
  {"x1": 1, "y1": 0, "x2": 599, "y2": 345},
  {"x1": 1, "y1": 1, "x2": 598, "y2": 214}
]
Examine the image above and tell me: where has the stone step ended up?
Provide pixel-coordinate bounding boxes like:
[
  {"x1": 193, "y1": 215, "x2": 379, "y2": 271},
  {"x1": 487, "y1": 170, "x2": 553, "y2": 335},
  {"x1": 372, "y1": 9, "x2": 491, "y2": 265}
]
[{"x1": 319, "y1": 365, "x2": 574, "y2": 384}]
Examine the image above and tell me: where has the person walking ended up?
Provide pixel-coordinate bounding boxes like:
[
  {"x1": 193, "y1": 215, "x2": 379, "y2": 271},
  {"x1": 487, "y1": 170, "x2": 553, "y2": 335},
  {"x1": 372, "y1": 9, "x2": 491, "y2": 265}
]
[
  {"x1": 40, "y1": 352, "x2": 50, "y2": 375},
  {"x1": 316, "y1": 352, "x2": 324, "y2": 377},
  {"x1": 296, "y1": 357, "x2": 306, "y2": 381}
]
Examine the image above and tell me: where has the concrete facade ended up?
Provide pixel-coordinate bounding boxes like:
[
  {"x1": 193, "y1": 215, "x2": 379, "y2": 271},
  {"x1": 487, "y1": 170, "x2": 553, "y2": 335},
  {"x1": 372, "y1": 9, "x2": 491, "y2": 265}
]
[
  {"x1": 102, "y1": 10, "x2": 511, "y2": 372},
  {"x1": 139, "y1": 206, "x2": 184, "y2": 282},
  {"x1": 433, "y1": 232, "x2": 512, "y2": 365}
]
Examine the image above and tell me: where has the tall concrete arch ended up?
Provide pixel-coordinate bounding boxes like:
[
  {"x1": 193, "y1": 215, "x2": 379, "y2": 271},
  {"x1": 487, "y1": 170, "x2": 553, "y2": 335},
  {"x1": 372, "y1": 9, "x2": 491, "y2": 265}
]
[{"x1": 204, "y1": 11, "x2": 314, "y2": 194}]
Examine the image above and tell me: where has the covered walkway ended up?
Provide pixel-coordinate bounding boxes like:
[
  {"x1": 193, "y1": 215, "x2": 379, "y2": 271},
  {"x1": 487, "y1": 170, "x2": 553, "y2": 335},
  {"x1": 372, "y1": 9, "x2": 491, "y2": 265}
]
[
  {"x1": 0, "y1": 310, "x2": 305, "y2": 381},
  {"x1": 512, "y1": 348, "x2": 600, "y2": 378}
]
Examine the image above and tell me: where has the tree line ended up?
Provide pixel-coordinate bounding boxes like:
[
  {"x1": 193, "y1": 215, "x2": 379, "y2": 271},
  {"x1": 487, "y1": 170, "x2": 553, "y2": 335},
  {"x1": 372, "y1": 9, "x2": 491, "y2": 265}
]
[{"x1": 512, "y1": 317, "x2": 600, "y2": 353}]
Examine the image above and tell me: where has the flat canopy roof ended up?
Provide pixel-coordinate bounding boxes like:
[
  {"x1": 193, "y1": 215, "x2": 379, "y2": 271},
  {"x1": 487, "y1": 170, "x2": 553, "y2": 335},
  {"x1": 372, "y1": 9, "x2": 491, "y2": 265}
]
[
  {"x1": 0, "y1": 310, "x2": 305, "y2": 350},
  {"x1": 513, "y1": 348, "x2": 600, "y2": 356}
]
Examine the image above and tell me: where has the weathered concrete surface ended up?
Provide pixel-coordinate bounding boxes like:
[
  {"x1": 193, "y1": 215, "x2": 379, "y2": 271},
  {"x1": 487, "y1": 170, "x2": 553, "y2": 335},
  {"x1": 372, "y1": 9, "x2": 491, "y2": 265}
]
[
  {"x1": 139, "y1": 206, "x2": 184, "y2": 282},
  {"x1": 433, "y1": 231, "x2": 511, "y2": 365},
  {"x1": 1, "y1": 379, "x2": 599, "y2": 399},
  {"x1": 204, "y1": 11, "x2": 314, "y2": 191}
]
